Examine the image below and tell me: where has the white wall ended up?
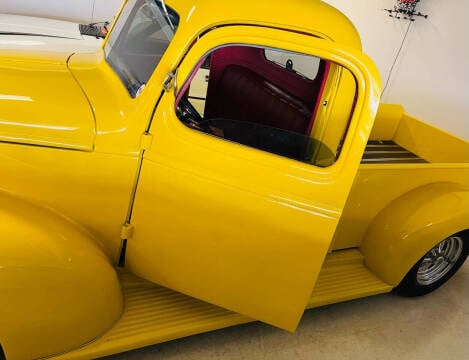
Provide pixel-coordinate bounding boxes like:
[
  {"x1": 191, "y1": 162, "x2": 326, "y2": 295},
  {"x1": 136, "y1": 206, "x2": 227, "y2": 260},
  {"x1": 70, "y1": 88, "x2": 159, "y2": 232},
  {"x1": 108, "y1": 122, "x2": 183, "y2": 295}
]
[
  {"x1": 0, "y1": 0, "x2": 121, "y2": 23},
  {"x1": 324, "y1": 0, "x2": 469, "y2": 140}
]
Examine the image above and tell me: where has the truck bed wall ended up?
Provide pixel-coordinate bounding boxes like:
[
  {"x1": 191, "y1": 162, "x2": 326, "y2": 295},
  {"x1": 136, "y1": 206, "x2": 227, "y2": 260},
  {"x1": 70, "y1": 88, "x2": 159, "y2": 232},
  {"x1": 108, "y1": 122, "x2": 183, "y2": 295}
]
[
  {"x1": 369, "y1": 103, "x2": 469, "y2": 163},
  {"x1": 331, "y1": 103, "x2": 469, "y2": 250}
]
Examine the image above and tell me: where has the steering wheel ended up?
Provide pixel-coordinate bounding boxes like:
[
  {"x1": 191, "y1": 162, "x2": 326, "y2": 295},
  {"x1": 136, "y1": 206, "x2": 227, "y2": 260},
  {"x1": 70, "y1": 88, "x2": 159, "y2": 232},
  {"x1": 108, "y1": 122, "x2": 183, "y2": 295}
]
[{"x1": 176, "y1": 97, "x2": 214, "y2": 135}]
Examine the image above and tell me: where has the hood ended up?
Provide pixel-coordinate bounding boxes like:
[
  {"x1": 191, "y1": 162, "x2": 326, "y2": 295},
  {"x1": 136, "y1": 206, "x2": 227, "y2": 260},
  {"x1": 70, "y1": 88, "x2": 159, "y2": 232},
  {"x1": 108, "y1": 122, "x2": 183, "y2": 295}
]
[
  {"x1": 1, "y1": 13, "x2": 84, "y2": 39},
  {"x1": 0, "y1": 59, "x2": 96, "y2": 151},
  {"x1": 0, "y1": 15, "x2": 103, "y2": 151},
  {"x1": 0, "y1": 18, "x2": 98, "y2": 151},
  {"x1": 0, "y1": 14, "x2": 102, "y2": 62}
]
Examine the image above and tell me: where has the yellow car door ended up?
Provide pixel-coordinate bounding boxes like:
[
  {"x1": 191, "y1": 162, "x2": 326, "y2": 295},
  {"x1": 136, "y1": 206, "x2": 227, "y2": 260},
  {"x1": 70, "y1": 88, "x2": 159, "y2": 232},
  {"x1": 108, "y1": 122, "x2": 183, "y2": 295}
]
[{"x1": 127, "y1": 26, "x2": 381, "y2": 331}]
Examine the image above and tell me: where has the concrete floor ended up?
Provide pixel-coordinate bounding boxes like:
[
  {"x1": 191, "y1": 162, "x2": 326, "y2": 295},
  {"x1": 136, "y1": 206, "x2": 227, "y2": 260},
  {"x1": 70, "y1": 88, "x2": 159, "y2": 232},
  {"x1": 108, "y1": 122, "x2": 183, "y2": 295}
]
[{"x1": 103, "y1": 261, "x2": 469, "y2": 360}]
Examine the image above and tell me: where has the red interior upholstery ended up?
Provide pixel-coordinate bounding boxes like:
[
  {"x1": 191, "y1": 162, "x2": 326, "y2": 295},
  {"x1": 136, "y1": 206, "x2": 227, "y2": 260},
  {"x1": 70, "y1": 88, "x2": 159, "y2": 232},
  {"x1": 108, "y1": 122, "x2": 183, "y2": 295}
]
[
  {"x1": 205, "y1": 64, "x2": 312, "y2": 133},
  {"x1": 204, "y1": 46, "x2": 326, "y2": 134}
]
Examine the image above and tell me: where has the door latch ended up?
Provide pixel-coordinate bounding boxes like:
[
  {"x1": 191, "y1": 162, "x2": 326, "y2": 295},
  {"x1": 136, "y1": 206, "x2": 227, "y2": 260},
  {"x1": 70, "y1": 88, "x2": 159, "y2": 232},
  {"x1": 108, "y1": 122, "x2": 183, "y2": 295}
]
[{"x1": 163, "y1": 71, "x2": 177, "y2": 92}]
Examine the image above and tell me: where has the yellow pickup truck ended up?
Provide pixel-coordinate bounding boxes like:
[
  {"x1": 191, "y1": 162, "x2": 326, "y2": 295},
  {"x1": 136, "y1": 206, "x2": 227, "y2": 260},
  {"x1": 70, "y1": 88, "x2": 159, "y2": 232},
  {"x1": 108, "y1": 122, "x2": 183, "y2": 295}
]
[{"x1": 0, "y1": 0, "x2": 468, "y2": 359}]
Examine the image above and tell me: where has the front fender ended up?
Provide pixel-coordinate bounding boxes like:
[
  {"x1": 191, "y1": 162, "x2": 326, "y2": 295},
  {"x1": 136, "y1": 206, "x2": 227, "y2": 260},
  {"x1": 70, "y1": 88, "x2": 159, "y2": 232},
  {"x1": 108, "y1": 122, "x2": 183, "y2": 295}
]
[
  {"x1": 361, "y1": 183, "x2": 469, "y2": 286},
  {"x1": 0, "y1": 192, "x2": 123, "y2": 360}
]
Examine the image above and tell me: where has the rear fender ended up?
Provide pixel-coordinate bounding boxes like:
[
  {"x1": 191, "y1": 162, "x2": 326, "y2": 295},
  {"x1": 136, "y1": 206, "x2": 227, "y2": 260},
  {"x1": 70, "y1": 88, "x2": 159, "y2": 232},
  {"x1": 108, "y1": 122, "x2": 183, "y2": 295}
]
[
  {"x1": 361, "y1": 183, "x2": 469, "y2": 286},
  {"x1": 0, "y1": 192, "x2": 123, "y2": 360}
]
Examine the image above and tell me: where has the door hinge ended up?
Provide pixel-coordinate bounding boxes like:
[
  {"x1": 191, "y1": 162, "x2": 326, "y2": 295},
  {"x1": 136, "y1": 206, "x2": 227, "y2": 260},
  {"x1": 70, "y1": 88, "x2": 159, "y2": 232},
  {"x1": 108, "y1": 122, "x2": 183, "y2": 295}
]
[
  {"x1": 120, "y1": 223, "x2": 134, "y2": 240},
  {"x1": 118, "y1": 223, "x2": 134, "y2": 266},
  {"x1": 163, "y1": 70, "x2": 177, "y2": 92},
  {"x1": 140, "y1": 132, "x2": 153, "y2": 151}
]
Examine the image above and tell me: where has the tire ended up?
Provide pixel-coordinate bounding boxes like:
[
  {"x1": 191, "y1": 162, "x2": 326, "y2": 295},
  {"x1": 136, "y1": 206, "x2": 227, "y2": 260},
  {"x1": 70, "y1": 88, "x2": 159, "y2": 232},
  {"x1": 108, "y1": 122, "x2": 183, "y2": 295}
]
[{"x1": 394, "y1": 230, "x2": 469, "y2": 296}]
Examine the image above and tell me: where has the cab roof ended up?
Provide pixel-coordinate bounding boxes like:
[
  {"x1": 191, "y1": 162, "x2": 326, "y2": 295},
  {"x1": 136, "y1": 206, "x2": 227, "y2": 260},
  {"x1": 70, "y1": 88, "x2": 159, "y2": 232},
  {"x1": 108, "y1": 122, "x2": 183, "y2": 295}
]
[{"x1": 165, "y1": 0, "x2": 362, "y2": 49}]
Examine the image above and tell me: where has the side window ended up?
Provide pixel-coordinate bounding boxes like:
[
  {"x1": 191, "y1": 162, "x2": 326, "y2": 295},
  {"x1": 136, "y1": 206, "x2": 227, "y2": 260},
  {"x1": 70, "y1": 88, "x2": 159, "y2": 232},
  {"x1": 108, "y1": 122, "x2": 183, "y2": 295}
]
[{"x1": 176, "y1": 45, "x2": 356, "y2": 167}]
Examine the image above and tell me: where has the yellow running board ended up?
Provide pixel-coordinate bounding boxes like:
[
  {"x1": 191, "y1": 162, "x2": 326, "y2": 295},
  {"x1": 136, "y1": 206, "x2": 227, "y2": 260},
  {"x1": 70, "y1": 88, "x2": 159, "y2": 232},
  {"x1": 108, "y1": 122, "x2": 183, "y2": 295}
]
[
  {"x1": 307, "y1": 249, "x2": 392, "y2": 308},
  {"x1": 52, "y1": 249, "x2": 391, "y2": 360}
]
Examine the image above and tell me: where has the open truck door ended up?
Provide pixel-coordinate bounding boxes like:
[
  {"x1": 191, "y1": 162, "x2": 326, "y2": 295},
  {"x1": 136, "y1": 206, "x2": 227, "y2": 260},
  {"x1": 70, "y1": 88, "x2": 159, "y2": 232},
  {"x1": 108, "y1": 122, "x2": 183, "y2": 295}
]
[{"x1": 128, "y1": 25, "x2": 381, "y2": 331}]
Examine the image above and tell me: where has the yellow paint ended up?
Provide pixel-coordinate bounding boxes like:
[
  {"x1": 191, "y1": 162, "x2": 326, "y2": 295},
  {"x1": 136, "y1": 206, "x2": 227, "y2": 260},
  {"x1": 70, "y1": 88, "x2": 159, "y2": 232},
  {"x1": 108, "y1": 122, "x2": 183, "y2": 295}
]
[
  {"x1": 0, "y1": 59, "x2": 95, "y2": 150},
  {"x1": 370, "y1": 103, "x2": 469, "y2": 162},
  {"x1": 0, "y1": 142, "x2": 139, "y2": 261},
  {"x1": 51, "y1": 250, "x2": 391, "y2": 360},
  {"x1": 145, "y1": 0, "x2": 363, "y2": 56},
  {"x1": 307, "y1": 249, "x2": 392, "y2": 308},
  {"x1": 368, "y1": 103, "x2": 403, "y2": 140},
  {"x1": 332, "y1": 164, "x2": 469, "y2": 251},
  {"x1": 0, "y1": 192, "x2": 123, "y2": 360},
  {"x1": 395, "y1": 113, "x2": 469, "y2": 163},
  {"x1": 67, "y1": 50, "x2": 168, "y2": 155},
  {"x1": 361, "y1": 183, "x2": 469, "y2": 286},
  {"x1": 332, "y1": 105, "x2": 469, "y2": 251},
  {"x1": 311, "y1": 64, "x2": 357, "y2": 158},
  {"x1": 128, "y1": 24, "x2": 381, "y2": 331},
  {"x1": 0, "y1": 0, "x2": 466, "y2": 358}
]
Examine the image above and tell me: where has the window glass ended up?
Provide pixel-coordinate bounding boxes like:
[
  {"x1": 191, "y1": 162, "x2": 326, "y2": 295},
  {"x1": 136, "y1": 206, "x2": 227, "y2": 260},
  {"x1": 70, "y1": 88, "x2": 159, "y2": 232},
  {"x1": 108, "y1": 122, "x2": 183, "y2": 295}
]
[
  {"x1": 176, "y1": 45, "x2": 356, "y2": 167},
  {"x1": 264, "y1": 49, "x2": 321, "y2": 80},
  {"x1": 104, "y1": 0, "x2": 179, "y2": 97}
]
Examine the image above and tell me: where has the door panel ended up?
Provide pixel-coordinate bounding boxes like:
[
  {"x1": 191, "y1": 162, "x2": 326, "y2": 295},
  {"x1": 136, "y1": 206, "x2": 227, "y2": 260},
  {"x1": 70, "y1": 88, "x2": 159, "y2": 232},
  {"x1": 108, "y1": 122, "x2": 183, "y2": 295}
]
[
  {"x1": 129, "y1": 112, "x2": 339, "y2": 330},
  {"x1": 128, "y1": 26, "x2": 380, "y2": 331}
]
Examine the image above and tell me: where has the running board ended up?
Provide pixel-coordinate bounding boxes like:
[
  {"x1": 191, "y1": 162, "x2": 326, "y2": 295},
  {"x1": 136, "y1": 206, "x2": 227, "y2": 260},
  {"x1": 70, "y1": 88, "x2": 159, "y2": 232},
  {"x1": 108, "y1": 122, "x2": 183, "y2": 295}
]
[
  {"x1": 51, "y1": 249, "x2": 391, "y2": 360},
  {"x1": 307, "y1": 249, "x2": 392, "y2": 308}
]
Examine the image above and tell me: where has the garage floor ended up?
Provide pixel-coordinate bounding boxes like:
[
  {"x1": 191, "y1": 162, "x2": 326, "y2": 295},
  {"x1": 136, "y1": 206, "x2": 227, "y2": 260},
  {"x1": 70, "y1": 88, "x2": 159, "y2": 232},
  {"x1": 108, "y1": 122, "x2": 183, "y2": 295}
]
[{"x1": 103, "y1": 261, "x2": 469, "y2": 360}]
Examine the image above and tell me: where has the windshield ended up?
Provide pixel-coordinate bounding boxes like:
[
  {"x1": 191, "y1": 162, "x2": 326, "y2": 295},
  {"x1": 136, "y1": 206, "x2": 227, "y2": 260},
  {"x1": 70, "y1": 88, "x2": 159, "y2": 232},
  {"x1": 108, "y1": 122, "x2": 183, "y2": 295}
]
[{"x1": 104, "y1": 0, "x2": 179, "y2": 97}]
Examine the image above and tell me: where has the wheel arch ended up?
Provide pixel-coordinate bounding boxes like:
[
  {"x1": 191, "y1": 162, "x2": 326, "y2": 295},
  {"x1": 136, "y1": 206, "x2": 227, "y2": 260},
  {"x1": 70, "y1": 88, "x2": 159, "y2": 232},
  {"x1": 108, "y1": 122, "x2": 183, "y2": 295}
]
[
  {"x1": 0, "y1": 191, "x2": 123, "y2": 360},
  {"x1": 361, "y1": 183, "x2": 469, "y2": 287}
]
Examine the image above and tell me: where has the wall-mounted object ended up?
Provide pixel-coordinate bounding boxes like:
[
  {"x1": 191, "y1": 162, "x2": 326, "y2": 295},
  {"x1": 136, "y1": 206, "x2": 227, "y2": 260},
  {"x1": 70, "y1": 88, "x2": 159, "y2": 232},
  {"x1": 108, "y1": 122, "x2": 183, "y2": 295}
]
[{"x1": 385, "y1": 0, "x2": 428, "y2": 21}]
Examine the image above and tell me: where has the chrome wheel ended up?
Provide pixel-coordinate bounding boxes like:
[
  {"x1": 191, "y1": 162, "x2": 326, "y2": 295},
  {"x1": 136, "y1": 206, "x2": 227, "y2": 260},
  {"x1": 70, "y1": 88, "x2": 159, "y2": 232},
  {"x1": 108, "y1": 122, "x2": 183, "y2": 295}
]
[
  {"x1": 395, "y1": 231, "x2": 468, "y2": 296},
  {"x1": 416, "y1": 236, "x2": 464, "y2": 286}
]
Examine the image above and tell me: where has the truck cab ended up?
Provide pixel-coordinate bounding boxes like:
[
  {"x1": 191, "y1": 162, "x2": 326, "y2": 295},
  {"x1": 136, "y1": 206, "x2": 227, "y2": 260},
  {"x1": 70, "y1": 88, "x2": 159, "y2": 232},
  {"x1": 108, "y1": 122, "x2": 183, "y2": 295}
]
[{"x1": 0, "y1": 1, "x2": 467, "y2": 359}]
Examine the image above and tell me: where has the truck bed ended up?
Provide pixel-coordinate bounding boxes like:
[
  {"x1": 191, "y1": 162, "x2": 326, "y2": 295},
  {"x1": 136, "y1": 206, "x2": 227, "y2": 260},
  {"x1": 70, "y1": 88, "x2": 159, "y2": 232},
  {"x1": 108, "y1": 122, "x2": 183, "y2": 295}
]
[
  {"x1": 361, "y1": 140, "x2": 427, "y2": 164},
  {"x1": 364, "y1": 103, "x2": 468, "y2": 164},
  {"x1": 332, "y1": 103, "x2": 469, "y2": 250}
]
